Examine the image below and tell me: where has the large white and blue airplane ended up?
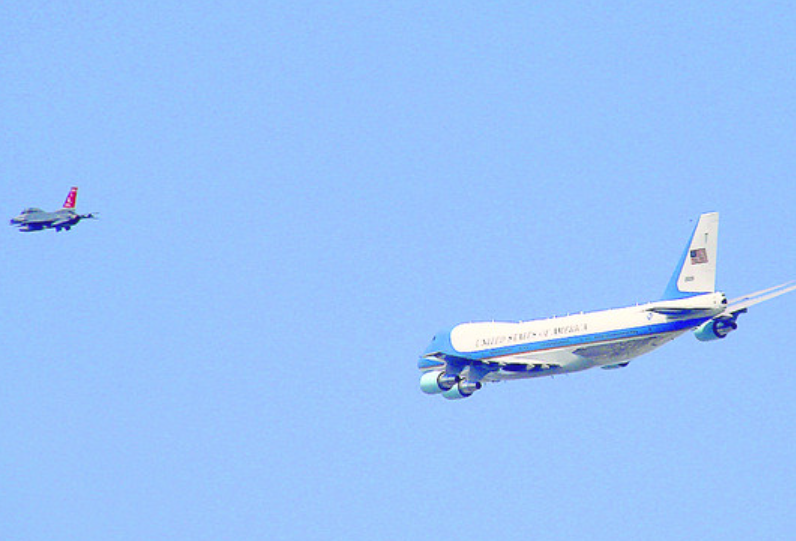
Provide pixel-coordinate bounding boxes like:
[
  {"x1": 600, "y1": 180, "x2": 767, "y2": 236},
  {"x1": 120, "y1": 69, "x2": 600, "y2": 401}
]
[{"x1": 419, "y1": 212, "x2": 795, "y2": 400}]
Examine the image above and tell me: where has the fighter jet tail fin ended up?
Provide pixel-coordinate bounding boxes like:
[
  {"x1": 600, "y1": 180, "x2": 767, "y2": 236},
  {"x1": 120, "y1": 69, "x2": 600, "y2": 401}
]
[{"x1": 63, "y1": 187, "x2": 78, "y2": 209}]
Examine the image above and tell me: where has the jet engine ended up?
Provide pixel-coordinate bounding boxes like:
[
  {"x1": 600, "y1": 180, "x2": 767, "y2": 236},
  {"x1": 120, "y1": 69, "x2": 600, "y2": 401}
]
[
  {"x1": 694, "y1": 316, "x2": 738, "y2": 342},
  {"x1": 420, "y1": 370, "x2": 459, "y2": 394},
  {"x1": 441, "y1": 380, "x2": 482, "y2": 400}
]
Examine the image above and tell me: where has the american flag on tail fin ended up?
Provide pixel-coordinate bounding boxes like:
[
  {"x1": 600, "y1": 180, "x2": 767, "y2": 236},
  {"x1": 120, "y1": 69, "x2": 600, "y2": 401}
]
[{"x1": 690, "y1": 248, "x2": 708, "y2": 265}]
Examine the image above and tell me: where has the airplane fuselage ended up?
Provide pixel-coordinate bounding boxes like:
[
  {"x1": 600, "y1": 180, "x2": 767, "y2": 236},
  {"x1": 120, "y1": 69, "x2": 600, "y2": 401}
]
[
  {"x1": 10, "y1": 209, "x2": 80, "y2": 231},
  {"x1": 421, "y1": 292, "x2": 727, "y2": 382}
]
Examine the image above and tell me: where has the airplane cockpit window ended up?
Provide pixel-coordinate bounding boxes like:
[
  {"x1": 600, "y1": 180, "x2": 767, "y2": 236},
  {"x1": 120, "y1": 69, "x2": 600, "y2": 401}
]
[{"x1": 22, "y1": 208, "x2": 43, "y2": 214}]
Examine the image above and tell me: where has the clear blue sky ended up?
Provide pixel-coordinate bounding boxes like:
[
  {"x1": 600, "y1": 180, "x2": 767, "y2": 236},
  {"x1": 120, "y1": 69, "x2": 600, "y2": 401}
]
[{"x1": 3, "y1": 2, "x2": 796, "y2": 539}]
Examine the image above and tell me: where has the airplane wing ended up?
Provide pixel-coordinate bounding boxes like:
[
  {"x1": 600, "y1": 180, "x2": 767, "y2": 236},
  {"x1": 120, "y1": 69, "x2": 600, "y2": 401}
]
[
  {"x1": 420, "y1": 351, "x2": 560, "y2": 374},
  {"x1": 50, "y1": 216, "x2": 73, "y2": 227},
  {"x1": 723, "y1": 281, "x2": 796, "y2": 316},
  {"x1": 496, "y1": 360, "x2": 562, "y2": 373},
  {"x1": 19, "y1": 223, "x2": 46, "y2": 231},
  {"x1": 574, "y1": 335, "x2": 661, "y2": 362},
  {"x1": 645, "y1": 307, "x2": 716, "y2": 316},
  {"x1": 418, "y1": 351, "x2": 466, "y2": 369},
  {"x1": 20, "y1": 215, "x2": 54, "y2": 225}
]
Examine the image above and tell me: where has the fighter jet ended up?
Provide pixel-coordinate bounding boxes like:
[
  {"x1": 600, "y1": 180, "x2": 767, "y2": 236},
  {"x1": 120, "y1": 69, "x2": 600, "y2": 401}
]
[{"x1": 10, "y1": 187, "x2": 97, "y2": 232}]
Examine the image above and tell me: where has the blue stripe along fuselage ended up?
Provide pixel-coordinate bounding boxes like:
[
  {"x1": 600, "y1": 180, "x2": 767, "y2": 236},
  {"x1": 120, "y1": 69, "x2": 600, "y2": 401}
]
[{"x1": 419, "y1": 317, "x2": 712, "y2": 368}]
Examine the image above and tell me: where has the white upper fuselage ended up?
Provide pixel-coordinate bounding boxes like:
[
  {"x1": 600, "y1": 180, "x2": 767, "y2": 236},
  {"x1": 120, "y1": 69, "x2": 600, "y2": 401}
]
[{"x1": 422, "y1": 292, "x2": 727, "y2": 382}]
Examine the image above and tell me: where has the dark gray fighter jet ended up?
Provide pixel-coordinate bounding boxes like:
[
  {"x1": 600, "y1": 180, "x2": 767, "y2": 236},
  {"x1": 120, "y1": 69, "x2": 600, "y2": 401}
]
[{"x1": 10, "y1": 187, "x2": 97, "y2": 232}]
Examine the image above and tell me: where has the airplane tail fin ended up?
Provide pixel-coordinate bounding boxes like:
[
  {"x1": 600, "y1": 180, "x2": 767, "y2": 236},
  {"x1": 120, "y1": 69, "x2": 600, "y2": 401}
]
[
  {"x1": 661, "y1": 212, "x2": 719, "y2": 300},
  {"x1": 62, "y1": 187, "x2": 78, "y2": 209}
]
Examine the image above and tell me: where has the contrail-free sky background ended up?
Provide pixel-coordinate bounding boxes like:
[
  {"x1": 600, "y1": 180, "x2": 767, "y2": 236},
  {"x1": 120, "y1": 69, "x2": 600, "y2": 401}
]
[{"x1": 4, "y1": 2, "x2": 796, "y2": 539}]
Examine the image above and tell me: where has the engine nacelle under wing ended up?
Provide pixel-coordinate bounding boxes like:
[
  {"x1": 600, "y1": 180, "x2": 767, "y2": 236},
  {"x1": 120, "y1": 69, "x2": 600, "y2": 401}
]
[
  {"x1": 442, "y1": 380, "x2": 482, "y2": 400},
  {"x1": 419, "y1": 370, "x2": 459, "y2": 394},
  {"x1": 694, "y1": 316, "x2": 738, "y2": 342}
]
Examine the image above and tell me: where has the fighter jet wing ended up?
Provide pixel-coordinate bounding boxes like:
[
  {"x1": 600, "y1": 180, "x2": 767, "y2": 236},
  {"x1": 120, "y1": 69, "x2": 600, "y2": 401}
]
[
  {"x1": 20, "y1": 215, "x2": 53, "y2": 224},
  {"x1": 50, "y1": 216, "x2": 72, "y2": 227}
]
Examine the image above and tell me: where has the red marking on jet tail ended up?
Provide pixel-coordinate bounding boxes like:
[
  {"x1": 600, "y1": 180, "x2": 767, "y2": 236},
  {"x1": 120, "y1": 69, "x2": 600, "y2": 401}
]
[{"x1": 63, "y1": 187, "x2": 78, "y2": 209}]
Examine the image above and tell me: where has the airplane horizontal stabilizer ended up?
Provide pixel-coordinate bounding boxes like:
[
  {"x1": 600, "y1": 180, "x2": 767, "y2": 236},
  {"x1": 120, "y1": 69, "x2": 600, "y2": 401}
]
[{"x1": 724, "y1": 281, "x2": 796, "y2": 315}]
